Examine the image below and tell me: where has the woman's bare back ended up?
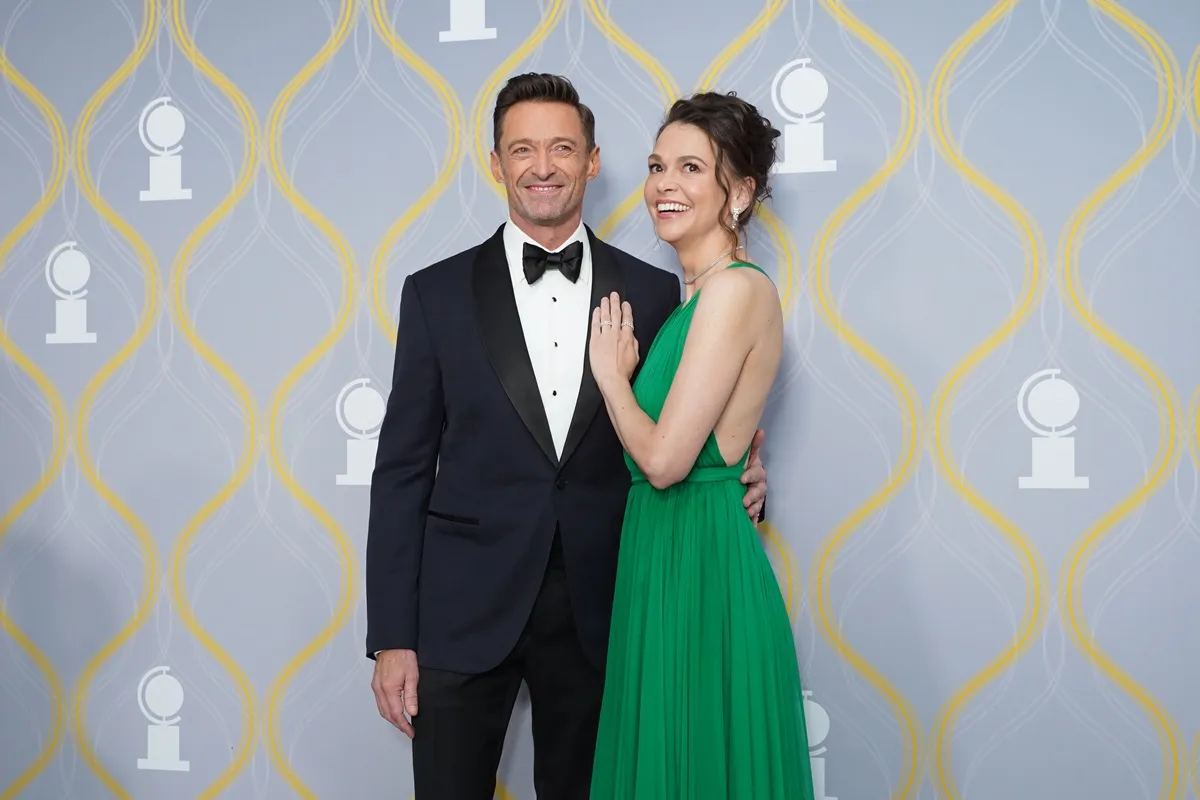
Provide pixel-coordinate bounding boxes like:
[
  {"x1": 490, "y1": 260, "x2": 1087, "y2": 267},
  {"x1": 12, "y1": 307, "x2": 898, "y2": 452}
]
[{"x1": 703, "y1": 264, "x2": 784, "y2": 467}]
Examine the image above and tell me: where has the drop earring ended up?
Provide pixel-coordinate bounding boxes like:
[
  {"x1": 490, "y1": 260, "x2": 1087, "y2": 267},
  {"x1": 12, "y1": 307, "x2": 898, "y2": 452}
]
[{"x1": 732, "y1": 207, "x2": 741, "y2": 226}]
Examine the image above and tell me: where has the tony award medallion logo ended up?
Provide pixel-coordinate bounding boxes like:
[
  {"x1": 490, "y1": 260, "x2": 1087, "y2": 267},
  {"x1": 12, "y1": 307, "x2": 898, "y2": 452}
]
[
  {"x1": 44, "y1": 242, "x2": 96, "y2": 345},
  {"x1": 804, "y1": 690, "x2": 837, "y2": 800},
  {"x1": 439, "y1": 0, "x2": 496, "y2": 41},
  {"x1": 1017, "y1": 368, "x2": 1088, "y2": 489},
  {"x1": 138, "y1": 97, "x2": 192, "y2": 202},
  {"x1": 136, "y1": 666, "x2": 190, "y2": 772},
  {"x1": 335, "y1": 378, "x2": 386, "y2": 486},
  {"x1": 771, "y1": 59, "x2": 837, "y2": 174}
]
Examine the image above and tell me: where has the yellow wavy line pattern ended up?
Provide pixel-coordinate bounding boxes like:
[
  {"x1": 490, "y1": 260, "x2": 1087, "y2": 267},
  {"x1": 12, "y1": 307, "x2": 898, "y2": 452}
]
[
  {"x1": 1191, "y1": 43, "x2": 1200, "y2": 145},
  {"x1": 470, "y1": 0, "x2": 569, "y2": 195},
  {"x1": 759, "y1": 521, "x2": 798, "y2": 614},
  {"x1": 165, "y1": 1, "x2": 260, "y2": 796},
  {"x1": 367, "y1": 7, "x2": 515, "y2": 796},
  {"x1": 579, "y1": 0, "x2": 801, "y2": 615},
  {"x1": 1188, "y1": 44, "x2": 1200, "y2": 478},
  {"x1": 0, "y1": 46, "x2": 69, "y2": 800},
  {"x1": 2, "y1": 2, "x2": 1195, "y2": 799},
  {"x1": 1190, "y1": 41, "x2": 1200, "y2": 800},
  {"x1": 261, "y1": 1, "x2": 359, "y2": 797},
  {"x1": 925, "y1": 3, "x2": 1050, "y2": 798},
  {"x1": 367, "y1": 0, "x2": 467, "y2": 340},
  {"x1": 805, "y1": 2, "x2": 923, "y2": 798},
  {"x1": 688, "y1": 0, "x2": 803, "y2": 331},
  {"x1": 583, "y1": 0, "x2": 682, "y2": 239},
  {"x1": 585, "y1": 0, "x2": 801, "y2": 315},
  {"x1": 68, "y1": 1, "x2": 162, "y2": 796},
  {"x1": 1059, "y1": 3, "x2": 1185, "y2": 798},
  {"x1": 688, "y1": 1, "x2": 803, "y2": 317}
]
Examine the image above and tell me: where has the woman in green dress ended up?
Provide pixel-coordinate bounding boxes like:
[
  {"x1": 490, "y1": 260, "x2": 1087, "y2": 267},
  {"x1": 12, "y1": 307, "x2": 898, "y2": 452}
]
[{"x1": 586, "y1": 92, "x2": 818, "y2": 799}]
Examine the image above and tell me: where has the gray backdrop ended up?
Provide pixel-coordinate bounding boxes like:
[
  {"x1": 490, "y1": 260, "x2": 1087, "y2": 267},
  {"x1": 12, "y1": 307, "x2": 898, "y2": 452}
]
[{"x1": 1, "y1": 0, "x2": 1199, "y2": 798}]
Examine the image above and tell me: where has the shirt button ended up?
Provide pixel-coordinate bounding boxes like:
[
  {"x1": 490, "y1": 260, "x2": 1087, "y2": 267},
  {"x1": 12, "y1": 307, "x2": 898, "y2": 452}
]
[{"x1": 552, "y1": 390, "x2": 557, "y2": 396}]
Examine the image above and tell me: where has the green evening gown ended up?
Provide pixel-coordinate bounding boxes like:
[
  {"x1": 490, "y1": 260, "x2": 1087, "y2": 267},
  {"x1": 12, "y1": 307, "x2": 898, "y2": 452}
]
[{"x1": 590, "y1": 263, "x2": 817, "y2": 799}]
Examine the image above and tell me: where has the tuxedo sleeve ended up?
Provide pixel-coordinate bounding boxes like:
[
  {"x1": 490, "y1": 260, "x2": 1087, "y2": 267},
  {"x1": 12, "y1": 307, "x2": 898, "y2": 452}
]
[{"x1": 365, "y1": 274, "x2": 444, "y2": 659}]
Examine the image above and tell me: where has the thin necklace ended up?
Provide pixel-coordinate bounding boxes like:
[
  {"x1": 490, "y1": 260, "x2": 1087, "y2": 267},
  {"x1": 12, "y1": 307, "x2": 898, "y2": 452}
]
[{"x1": 682, "y1": 249, "x2": 733, "y2": 285}]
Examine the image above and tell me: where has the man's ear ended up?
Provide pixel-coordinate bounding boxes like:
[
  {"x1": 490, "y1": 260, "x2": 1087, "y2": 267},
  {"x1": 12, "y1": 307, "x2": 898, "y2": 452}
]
[
  {"x1": 586, "y1": 144, "x2": 601, "y2": 181},
  {"x1": 489, "y1": 149, "x2": 504, "y2": 184}
]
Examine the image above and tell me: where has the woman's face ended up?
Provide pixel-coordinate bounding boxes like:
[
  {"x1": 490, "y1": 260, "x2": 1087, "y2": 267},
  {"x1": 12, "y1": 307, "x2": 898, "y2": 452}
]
[{"x1": 643, "y1": 122, "x2": 729, "y2": 248}]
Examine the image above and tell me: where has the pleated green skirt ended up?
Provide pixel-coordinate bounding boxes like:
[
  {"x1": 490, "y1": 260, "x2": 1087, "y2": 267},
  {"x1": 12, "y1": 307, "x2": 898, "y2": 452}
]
[{"x1": 590, "y1": 465, "x2": 817, "y2": 799}]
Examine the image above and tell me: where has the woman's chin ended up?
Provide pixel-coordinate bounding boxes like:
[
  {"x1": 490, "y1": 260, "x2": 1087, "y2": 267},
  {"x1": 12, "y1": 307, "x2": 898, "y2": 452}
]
[{"x1": 650, "y1": 223, "x2": 685, "y2": 246}]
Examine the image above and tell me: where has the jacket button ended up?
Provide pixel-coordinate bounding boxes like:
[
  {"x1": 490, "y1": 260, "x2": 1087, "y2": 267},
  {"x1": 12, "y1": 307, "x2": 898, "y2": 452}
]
[{"x1": 556, "y1": 478, "x2": 567, "y2": 489}]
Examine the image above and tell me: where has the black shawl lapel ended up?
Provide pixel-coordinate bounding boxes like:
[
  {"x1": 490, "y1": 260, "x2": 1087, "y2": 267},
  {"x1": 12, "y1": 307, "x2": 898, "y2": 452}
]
[
  {"x1": 473, "y1": 223, "x2": 558, "y2": 465},
  {"x1": 559, "y1": 226, "x2": 626, "y2": 467}
]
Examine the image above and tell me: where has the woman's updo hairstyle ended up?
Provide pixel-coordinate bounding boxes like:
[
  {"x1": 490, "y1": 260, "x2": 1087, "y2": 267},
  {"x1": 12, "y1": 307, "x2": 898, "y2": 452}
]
[{"x1": 657, "y1": 91, "x2": 781, "y2": 249}]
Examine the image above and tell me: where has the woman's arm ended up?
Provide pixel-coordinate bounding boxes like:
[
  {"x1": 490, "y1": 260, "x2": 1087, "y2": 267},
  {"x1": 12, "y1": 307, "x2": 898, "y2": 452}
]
[{"x1": 596, "y1": 270, "x2": 761, "y2": 489}]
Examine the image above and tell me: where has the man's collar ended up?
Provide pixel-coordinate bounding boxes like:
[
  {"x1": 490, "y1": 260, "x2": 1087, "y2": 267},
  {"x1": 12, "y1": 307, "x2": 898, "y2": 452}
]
[{"x1": 503, "y1": 216, "x2": 586, "y2": 253}]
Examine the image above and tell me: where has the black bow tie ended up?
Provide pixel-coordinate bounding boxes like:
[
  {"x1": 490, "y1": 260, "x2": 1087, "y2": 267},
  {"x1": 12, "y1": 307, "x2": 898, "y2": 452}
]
[{"x1": 522, "y1": 240, "x2": 583, "y2": 284}]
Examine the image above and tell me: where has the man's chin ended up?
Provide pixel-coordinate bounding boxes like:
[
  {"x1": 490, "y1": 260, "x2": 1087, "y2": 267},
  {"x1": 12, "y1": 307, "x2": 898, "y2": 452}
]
[{"x1": 514, "y1": 204, "x2": 576, "y2": 228}]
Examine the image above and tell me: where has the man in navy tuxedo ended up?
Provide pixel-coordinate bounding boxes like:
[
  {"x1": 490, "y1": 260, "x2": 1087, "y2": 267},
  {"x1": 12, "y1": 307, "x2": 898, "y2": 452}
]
[{"x1": 365, "y1": 72, "x2": 770, "y2": 800}]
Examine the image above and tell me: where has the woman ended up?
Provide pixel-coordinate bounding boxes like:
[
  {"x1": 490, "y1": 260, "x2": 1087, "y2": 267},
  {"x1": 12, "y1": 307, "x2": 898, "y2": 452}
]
[{"x1": 587, "y1": 92, "x2": 817, "y2": 799}]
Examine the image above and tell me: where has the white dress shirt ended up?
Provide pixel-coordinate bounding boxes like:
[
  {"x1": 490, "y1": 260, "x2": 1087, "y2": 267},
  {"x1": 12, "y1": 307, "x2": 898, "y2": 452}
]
[{"x1": 503, "y1": 218, "x2": 592, "y2": 459}]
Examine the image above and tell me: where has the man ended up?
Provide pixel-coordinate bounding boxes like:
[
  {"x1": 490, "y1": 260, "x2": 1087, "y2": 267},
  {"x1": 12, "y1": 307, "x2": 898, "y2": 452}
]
[{"x1": 365, "y1": 73, "x2": 769, "y2": 799}]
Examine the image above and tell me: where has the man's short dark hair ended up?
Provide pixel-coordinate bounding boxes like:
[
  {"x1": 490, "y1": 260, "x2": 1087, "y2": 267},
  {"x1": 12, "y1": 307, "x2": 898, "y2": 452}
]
[{"x1": 492, "y1": 72, "x2": 596, "y2": 152}]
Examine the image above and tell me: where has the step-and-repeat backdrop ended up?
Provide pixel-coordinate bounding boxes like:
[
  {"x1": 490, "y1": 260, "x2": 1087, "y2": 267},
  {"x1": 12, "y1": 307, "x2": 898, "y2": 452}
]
[{"x1": 2, "y1": 0, "x2": 1199, "y2": 798}]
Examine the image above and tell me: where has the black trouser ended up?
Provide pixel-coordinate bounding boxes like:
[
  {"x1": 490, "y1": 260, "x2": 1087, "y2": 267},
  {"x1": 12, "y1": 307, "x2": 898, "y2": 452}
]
[{"x1": 411, "y1": 533, "x2": 605, "y2": 799}]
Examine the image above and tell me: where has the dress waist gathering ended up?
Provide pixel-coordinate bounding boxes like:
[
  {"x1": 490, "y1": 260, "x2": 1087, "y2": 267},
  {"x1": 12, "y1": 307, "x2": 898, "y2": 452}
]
[{"x1": 629, "y1": 463, "x2": 744, "y2": 485}]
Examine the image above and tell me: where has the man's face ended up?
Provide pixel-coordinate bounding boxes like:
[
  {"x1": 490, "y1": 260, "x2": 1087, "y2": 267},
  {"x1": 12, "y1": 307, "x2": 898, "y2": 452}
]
[{"x1": 490, "y1": 101, "x2": 600, "y2": 230}]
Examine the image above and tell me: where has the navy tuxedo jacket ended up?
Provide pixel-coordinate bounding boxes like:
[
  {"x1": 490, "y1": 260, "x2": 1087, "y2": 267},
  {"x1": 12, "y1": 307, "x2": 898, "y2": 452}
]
[{"x1": 365, "y1": 223, "x2": 681, "y2": 673}]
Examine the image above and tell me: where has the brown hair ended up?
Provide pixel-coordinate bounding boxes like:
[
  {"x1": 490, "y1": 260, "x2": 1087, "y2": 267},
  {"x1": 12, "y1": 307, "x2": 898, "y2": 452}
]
[{"x1": 493, "y1": 72, "x2": 597, "y2": 152}]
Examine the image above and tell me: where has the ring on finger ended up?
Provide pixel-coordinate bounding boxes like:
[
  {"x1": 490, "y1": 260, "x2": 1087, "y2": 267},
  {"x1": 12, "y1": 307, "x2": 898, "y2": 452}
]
[{"x1": 620, "y1": 321, "x2": 633, "y2": 329}]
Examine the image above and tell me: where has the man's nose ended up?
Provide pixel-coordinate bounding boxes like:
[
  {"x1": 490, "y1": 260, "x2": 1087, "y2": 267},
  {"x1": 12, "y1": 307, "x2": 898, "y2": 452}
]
[{"x1": 532, "y1": 149, "x2": 554, "y2": 179}]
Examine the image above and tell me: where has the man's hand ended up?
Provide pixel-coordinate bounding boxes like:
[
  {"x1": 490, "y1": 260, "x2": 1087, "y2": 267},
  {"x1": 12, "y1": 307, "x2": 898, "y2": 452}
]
[
  {"x1": 740, "y1": 428, "x2": 768, "y2": 522},
  {"x1": 372, "y1": 649, "x2": 419, "y2": 737}
]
